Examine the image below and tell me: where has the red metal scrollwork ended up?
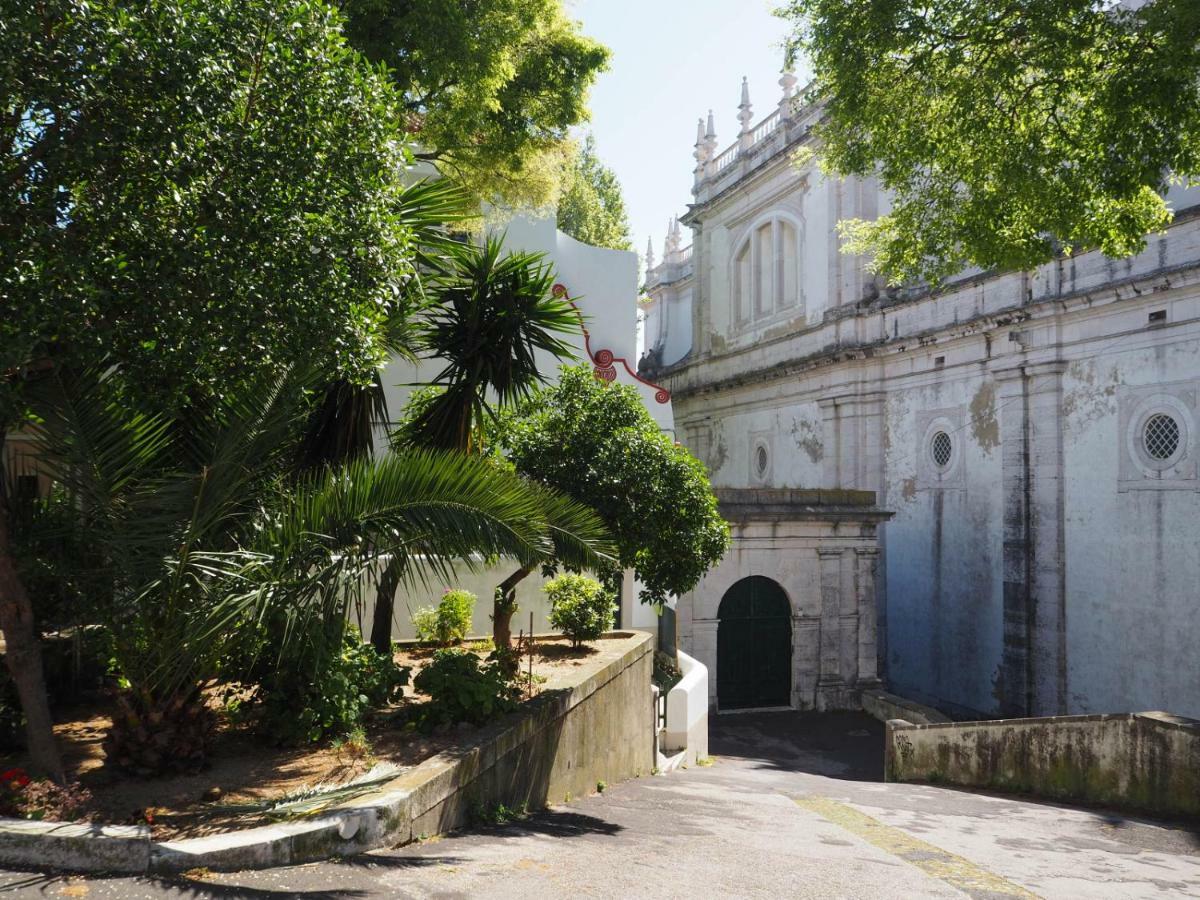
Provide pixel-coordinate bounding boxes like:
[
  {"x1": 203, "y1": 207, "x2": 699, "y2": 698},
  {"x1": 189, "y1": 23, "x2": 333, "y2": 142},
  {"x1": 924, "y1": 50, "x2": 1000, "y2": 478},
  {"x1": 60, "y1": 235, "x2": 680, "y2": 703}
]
[{"x1": 553, "y1": 283, "x2": 671, "y2": 404}]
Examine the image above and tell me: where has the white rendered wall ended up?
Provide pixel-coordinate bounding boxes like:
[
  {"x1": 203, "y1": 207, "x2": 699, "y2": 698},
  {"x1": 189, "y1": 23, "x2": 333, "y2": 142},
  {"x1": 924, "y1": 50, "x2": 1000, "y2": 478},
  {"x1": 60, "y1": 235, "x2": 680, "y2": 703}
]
[
  {"x1": 380, "y1": 214, "x2": 674, "y2": 433},
  {"x1": 375, "y1": 215, "x2": 677, "y2": 641}
]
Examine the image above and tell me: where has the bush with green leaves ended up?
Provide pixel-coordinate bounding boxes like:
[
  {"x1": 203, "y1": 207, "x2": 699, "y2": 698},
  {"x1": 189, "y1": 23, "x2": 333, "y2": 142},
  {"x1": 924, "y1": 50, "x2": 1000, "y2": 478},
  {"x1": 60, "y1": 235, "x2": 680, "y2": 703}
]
[
  {"x1": 412, "y1": 590, "x2": 476, "y2": 645},
  {"x1": 545, "y1": 574, "x2": 616, "y2": 648},
  {"x1": 258, "y1": 628, "x2": 410, "y2": 745},
  {"x1": 491, "y1": 365, "x2": 729, "y2": 650},
  {"x1": 413, "y1": 649, "x2": 519, "y2": 726}
]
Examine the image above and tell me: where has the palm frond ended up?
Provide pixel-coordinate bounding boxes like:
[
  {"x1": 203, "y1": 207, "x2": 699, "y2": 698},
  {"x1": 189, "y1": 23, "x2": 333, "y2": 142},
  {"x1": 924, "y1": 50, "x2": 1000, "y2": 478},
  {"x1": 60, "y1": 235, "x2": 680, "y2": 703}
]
[{"x1": 244, "y1": 449, "x2": 614, "y2": 666}]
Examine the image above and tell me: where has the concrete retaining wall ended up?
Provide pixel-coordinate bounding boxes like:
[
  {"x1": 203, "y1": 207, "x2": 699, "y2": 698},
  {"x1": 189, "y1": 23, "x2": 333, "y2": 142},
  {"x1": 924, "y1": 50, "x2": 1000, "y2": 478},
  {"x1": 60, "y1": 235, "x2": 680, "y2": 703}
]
[
  {"x1": 862, "y1": 689, "x2": 952, "y2": 726},
  {"x1": 0, "y1": 633, "x2": 654, "y2": 874},
  {"x1": 886, "y1": 710, "x2": 1200, "y2": 819},
  {"x1": 407, "y1": 632, "x2": 654, "y2": 840}
]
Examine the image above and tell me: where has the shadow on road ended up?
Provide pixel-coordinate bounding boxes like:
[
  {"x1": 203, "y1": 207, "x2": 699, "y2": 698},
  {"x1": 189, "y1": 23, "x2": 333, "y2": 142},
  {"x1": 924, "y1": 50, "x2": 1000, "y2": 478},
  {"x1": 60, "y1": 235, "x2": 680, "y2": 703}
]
[
  {"x1": 0, "y1": 870, "x2": 371, "y2": 899},
  {"x1": 710, "y1": 710, "x2": 885, "y2": 781}
]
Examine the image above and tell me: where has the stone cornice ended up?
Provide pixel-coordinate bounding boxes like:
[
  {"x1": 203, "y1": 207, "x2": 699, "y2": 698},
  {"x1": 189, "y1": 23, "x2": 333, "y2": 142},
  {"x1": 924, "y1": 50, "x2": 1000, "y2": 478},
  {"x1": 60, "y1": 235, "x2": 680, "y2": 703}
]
[
  {"x1": 665, "y1": 252, "x2": 1200, "y2": 403},
  {"x1": 717, "y1": 488, "x2": 894, "y2": 524}
]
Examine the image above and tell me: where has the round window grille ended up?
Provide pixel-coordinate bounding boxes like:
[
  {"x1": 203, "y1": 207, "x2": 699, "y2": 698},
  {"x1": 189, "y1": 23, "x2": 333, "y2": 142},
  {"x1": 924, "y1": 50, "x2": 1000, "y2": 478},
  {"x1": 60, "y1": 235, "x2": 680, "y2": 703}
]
[
  {"x1": 1143, "y1": 413, "x2": 1181, "y2": 461},
  {"x1": 755, "y1": 445, "x2": 769, "y2": 476},
  {"x1": 931, "y1": 431, "x2": 953, "y2": 468}
]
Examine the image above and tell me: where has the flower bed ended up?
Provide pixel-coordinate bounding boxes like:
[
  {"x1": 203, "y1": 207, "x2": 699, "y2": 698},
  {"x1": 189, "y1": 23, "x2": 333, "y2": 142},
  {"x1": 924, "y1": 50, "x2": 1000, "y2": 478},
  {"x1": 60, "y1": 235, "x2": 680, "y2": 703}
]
[{"x1": 0, "y1": 635, "x2": 621, "y2": 841}]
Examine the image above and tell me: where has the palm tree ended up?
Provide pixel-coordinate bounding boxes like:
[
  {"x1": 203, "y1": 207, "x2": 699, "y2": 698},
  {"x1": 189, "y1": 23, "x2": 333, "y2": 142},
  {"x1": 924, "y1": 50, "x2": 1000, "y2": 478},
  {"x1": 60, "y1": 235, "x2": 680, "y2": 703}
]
[
  {"x1": 26, "y1": 366, "x2": 612, "y2": 774},
  {"x1": 404, "y1": 234, "x2": 581, "y2": 453},
  {"x1": 382, "y1": 235, "x2": 583, "y2": 652}
]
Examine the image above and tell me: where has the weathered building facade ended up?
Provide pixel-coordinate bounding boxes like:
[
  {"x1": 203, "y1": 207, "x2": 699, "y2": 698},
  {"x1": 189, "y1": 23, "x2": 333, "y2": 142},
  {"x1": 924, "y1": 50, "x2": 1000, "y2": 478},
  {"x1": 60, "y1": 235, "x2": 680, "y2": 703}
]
[{"x1": 645, "y1": 76, "x2": 1200, "y2": 720}]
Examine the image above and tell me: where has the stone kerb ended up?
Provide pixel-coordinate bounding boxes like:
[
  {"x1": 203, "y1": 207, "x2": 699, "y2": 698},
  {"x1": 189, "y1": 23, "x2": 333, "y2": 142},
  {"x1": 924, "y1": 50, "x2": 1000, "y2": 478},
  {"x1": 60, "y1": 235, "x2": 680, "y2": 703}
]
[
  {"x1": 885, "y1": 710, "x2": 1200, "y2": 820},
  {"x1": 0, "y1": 632, "x2": 655, "y2": 874},
  {"x1": 861, "y1": 688, "x2": 951, "y2": 726}
]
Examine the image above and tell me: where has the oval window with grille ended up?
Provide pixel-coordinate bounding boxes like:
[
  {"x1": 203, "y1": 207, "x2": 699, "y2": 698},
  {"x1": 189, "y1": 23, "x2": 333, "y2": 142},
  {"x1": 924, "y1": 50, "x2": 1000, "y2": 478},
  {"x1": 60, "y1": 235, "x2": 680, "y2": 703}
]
[
  {"x1": 1143, "y1": 413, "x2": 1181, "y2": 461},
  {"x1": 755, "y1": 445, "x2": 769, "y2": 476},
  {"x1": 931, "y1": 431, "x2": 953, "y2": 469}
]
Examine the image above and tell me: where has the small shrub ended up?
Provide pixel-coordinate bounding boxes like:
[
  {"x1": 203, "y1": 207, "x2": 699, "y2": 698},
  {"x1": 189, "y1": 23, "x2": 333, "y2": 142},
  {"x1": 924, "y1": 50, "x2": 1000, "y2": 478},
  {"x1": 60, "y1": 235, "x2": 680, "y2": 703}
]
[
  {"x1": 487, "y1": 643, "x2": 521, "y2": 679},
  {"x1": 412, "y1": 589, "x2": 476, "y2": 644},
  {"x1": 331, "y1": 726, "x2": 373, "y2": 764},
  {"x1": 260, "y1": 628, "x2": 410, "y2": 745},
  {"x1": 0, "y1": 769, "x2": 93, "y2": 821},
  {"x1": 413, "y1": 648, "x2": 519, "y2": 726},
  {"x1": 545, "y1": 574, "x2": 616, "y2": 648},
  {"x1": 411, "y1": 606, "x2": 439, "y2": 643}
]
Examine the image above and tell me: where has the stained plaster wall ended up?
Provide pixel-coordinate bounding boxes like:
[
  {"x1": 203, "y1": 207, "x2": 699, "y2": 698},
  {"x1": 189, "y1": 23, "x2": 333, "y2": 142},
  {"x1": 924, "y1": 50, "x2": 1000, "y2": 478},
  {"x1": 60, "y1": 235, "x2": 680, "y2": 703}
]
[{"x1": 661, "y1": 116, "x2": 1200, "y2": 720}]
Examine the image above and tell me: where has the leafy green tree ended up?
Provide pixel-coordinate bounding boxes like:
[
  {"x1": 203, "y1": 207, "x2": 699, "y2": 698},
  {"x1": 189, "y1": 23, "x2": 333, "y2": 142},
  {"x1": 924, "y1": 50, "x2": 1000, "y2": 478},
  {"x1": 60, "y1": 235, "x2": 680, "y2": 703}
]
[
  {"x1": 0, "y1": 0, "x2": 424, "y2": 780},
  {"x1": 777, "y1": 0, "x2": 1200, "y2": 284},
  {"x1": 338, "y1": 0, "x2": 611, "y2": 208},
  {"x1": 24, "y1": 367, "x2": 611, "y2": 773},
  {"x1": 557, "y1": 134, "x2": 633, "y2": 251},
  {"x1": 2, "y1": 0, "x2": 418, "y2": 415},
  {"x1": 493, "y1": 365, "x2": 730, "y2": 649}
]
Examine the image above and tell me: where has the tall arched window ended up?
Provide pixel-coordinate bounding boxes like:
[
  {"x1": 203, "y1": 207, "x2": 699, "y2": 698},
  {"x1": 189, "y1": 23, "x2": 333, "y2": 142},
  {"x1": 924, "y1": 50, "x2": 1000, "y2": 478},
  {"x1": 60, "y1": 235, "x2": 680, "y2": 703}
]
[{"x1": 732, "y1": 214, "x2": 802, "y2": 324}]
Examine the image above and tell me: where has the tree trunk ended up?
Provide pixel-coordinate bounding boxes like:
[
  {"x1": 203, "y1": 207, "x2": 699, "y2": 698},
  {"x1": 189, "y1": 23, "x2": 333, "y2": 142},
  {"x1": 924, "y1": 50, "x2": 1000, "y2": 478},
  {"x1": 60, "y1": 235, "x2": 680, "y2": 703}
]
[
  {"x1": 103, "y1": 685, "x2": 213, "y2": 776},
  {"x1": 370, "y1": 557, "x2": 402, "y2": 656},
  {"x1": 0, "y1": 464, "x2": 65, "y2": 783},
  {"x1": 493, "y1": 564, "x2": 534, "y2": 651}
]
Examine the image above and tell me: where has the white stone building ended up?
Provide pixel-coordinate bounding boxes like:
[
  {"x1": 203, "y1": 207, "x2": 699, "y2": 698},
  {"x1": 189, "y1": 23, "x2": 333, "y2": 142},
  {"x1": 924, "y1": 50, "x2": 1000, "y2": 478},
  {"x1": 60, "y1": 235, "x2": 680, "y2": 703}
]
[{"x1": 646, "y1": 75, "x2": 1200, "y2": 720}]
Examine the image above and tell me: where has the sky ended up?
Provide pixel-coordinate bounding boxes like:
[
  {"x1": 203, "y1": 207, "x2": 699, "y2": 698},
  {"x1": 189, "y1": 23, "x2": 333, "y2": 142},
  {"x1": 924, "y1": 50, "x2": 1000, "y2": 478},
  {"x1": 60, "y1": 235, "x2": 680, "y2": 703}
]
[{"x1": 570, "y1": 0, "x2": 803, "y2": 265}]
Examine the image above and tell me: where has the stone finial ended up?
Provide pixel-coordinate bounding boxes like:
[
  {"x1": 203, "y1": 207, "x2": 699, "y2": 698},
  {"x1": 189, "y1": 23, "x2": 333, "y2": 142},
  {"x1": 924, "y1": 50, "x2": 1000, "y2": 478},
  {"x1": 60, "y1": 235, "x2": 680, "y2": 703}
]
[
  {"x1": 779, "y1": 71, "x2": 799, "y2": 118},
  {"x1": 702, "y1": 110, "x2": 719, "y2": 177},
  {"x1": 665, "y1": 216, "x2": 682, "y2": 259},
  {"x1": 738, "y1": 77, "x2": 754, "y2": 150},
  {"x1": 693, "y1": 117, "x2": 709, "y2": 187},
  {"x1": 738, "y1": 77, "x2": 753, "y2": 130},
  {"x1": 646, "y1": 236, "x2": 656, "y2": 274}
]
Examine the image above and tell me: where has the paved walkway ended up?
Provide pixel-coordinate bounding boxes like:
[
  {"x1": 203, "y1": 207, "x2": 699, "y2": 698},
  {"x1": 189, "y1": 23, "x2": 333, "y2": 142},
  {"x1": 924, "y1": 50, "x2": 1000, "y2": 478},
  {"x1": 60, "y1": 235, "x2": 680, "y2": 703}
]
[{"x1": 2, "y1": 711, "x2": 1198, "y2": 898}]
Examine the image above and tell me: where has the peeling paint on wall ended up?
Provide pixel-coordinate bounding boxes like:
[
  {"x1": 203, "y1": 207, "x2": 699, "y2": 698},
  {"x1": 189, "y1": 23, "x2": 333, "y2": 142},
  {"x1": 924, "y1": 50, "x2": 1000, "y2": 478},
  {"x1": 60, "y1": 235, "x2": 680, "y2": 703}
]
[
  {"x1": 969, "y1": 381, "x2": 1000, "y2": 452},
  {"x1": 707, "y1": 426, "x2": 728, "y2": 474},
  {"x1": 900, "y1": 477, "x2": 917, "y2": 501},
  {"x1": 1062, "y1": 360, "x2": 1120, "y2": 436},
  {"x1": 790, "y1": 417, "x2": 825, "y2": 463}
]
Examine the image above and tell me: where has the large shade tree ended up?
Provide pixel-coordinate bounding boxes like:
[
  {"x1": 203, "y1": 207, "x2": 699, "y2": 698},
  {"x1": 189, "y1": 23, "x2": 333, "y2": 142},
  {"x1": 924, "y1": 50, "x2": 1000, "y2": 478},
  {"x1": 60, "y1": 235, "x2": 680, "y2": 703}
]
[
  {"x1": 492, "y1": 365, "x2": 730, "y2": 649},
  {"x1": 0, "y1": 0, "x2": 423, "y2": 780},
  {"x1": 776, "y1": 0, "x2": 1200, "y2": 285},
  {"x1": 337, "y1": 0, "x2": 611, "y2": 207}
]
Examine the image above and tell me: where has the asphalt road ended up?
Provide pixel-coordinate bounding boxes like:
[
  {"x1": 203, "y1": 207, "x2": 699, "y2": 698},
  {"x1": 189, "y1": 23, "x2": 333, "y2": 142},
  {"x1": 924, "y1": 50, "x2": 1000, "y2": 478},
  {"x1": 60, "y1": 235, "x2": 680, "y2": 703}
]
[{"x1": 1, "y1": 711, "x2": 1198, "y2": 899}]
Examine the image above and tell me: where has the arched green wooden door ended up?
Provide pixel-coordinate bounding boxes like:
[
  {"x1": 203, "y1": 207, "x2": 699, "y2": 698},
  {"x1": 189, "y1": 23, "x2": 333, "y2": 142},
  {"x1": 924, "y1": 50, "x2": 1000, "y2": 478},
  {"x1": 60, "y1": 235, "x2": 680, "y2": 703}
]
[{"x1": 717, "y1": 576, "x2": 792, "y2": 710}]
